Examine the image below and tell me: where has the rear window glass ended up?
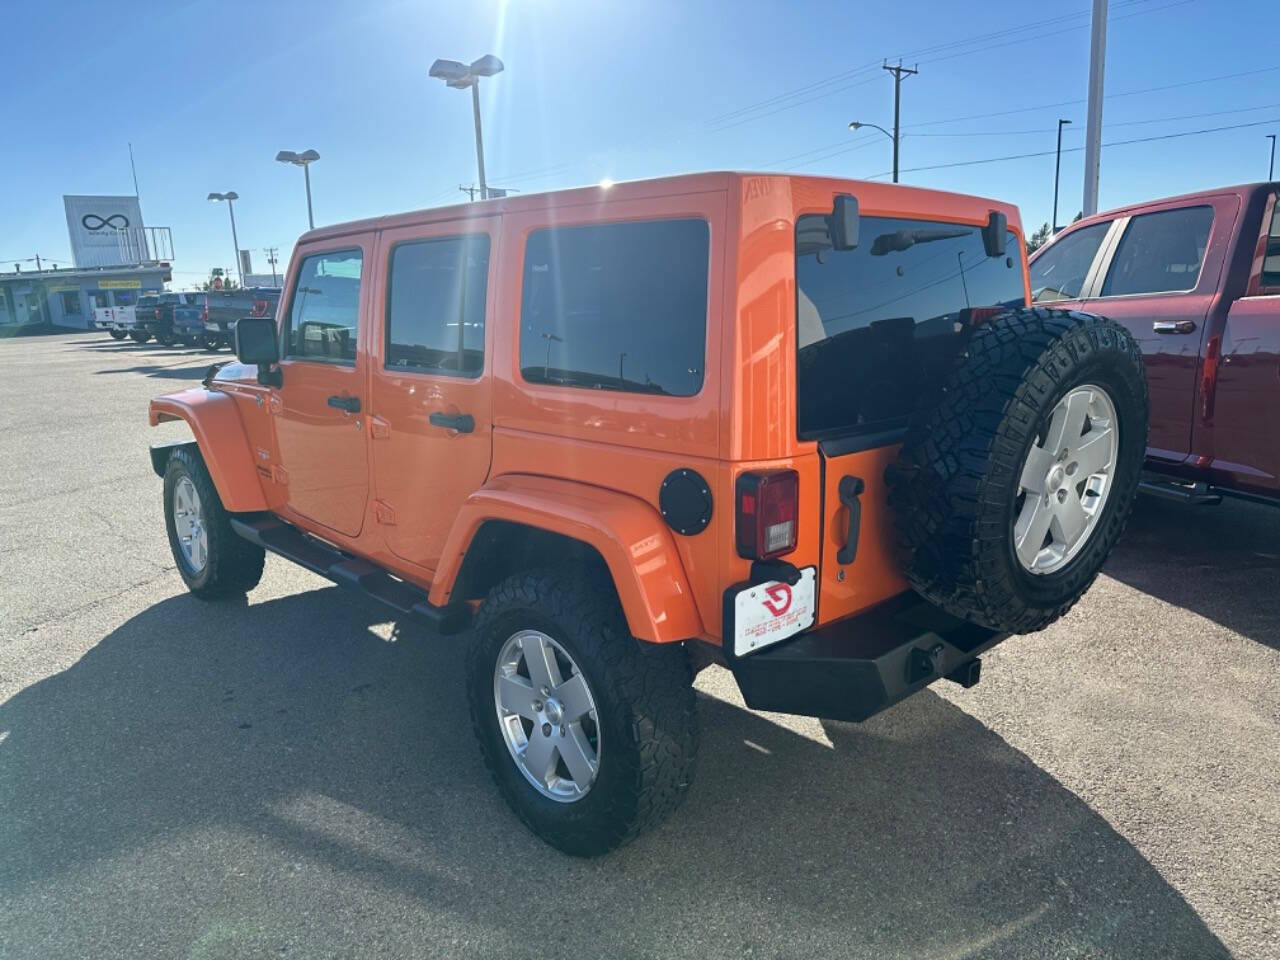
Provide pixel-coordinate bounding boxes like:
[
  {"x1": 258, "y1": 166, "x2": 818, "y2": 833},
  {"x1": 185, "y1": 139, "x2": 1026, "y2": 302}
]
[
  {"x1": 519, "y1": 218, "x2": 709, "y2": 397},
  {"x1": 1030, "y1": 221, "x2": 1111, "y2": 303},
  {"x1": 1260, "y1": 194, "x2": 1280, "y2": 290},
  {"x1": 796, "y1": 214, "x2": 1024, "y2": 440},
  {"x1": 386, "y1": 234, "x2": 490, "y2": 376},
  {"x1": 1101, "y1": 205, "x2": 1214, "y2": 297}
]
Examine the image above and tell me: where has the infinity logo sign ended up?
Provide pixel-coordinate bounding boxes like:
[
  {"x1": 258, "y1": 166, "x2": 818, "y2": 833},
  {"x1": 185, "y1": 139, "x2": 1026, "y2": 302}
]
[{"x1": 81, "y1": 213, "x2": 130, "y2": 231}]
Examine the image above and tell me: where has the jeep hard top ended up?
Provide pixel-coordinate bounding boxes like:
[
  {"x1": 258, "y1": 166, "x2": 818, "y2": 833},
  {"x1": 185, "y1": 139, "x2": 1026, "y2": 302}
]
[{"x1": 149, "y1": 172, "x2": 1148, "y2": 854}]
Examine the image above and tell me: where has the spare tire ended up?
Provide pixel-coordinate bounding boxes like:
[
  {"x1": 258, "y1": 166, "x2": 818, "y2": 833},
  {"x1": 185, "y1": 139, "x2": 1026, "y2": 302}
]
[{"x1": 888, "y1": 307, "x2": 1147, "y2": 634}]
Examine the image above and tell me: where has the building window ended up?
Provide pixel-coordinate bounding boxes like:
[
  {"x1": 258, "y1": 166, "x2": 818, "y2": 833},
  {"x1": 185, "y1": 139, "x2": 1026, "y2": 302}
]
[{"x1": 60, "y1": 291, "x2": 82, "y2": 316}]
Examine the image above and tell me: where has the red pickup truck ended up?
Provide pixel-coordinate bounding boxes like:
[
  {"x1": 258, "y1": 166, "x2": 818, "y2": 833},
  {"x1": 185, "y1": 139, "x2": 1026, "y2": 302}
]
[{"x1": 1029, "y1": 181, "x2": 1280, "y2": 505}]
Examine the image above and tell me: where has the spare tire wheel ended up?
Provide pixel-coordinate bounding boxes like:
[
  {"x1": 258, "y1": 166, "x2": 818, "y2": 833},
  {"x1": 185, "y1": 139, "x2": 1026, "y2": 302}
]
[{"x1": 889, "y1": 307, "x2": 1148, "y2": 634}]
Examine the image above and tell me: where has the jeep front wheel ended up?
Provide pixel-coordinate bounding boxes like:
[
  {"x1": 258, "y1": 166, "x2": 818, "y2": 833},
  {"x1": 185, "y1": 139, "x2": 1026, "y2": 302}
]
[
  {"x1": 467, "y1": 568, "x2": 698, "y2": 856},
  {"x1": 163, "y1": 446, "x2": 265, "y2": 599},
  {"x1": 889, "y1": 308, "x2": 1148, "y2": 634}
]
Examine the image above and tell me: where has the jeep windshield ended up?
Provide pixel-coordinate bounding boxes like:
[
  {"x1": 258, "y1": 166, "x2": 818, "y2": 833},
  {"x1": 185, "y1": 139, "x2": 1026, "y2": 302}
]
[{"x1": 796, "y1": 213, "x2": 1025, "y2": 441}]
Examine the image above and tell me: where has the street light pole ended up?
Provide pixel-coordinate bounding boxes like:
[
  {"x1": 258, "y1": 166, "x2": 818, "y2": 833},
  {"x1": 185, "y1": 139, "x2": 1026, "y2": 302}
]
[
  {"x1": 1054, "y1": 119, "x2": 1072, "y2": 231},
  {"x1": 1268, "y1": 134, "x2": 1276, "y2": 181},
  {"x1": 1082, "y1": 0, "x2": 1108, "y2": 216},
  {"x1": 470, "y1": 81, "x2": 488, "y2": 201},
  {"x1": 208, "y1": 192, "x2": 242, "y2": 286},
  {"x1": 275, "y1": 150, "x2": 320, "y2": 230},
  {"x1": 848, "y1": 120, "x2": 895, "y2": 179},
  {"x1": 429, "y1": 55, "x2": 504, "y2": 201}
]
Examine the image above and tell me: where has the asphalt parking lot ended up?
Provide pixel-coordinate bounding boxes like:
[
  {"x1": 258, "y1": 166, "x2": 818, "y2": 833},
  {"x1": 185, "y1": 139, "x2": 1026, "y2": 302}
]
[{"x1": 1, "y1": 331, "x2": 1277, "y2": 959}]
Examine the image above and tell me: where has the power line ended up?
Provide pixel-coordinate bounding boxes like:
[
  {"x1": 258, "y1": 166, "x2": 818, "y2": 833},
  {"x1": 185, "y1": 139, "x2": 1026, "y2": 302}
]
[{"x1": 862, "y1": 116, "x2": 1280, "y2": 178}]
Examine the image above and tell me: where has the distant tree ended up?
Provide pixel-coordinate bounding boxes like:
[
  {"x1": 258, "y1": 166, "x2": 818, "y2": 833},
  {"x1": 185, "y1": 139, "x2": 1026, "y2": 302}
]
[
  {"x1": 1026, "y1": 222, "x2": 1052, "y2": 254},
  {"x1": 1073, "y1": 210, "x2": 1084, "y2": 223}
]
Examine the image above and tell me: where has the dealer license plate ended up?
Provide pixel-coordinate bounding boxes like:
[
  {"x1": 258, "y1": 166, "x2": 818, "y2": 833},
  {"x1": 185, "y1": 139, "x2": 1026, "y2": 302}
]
[{"x1": 732, "y1": 566, "x2": 816, "y2": 658}]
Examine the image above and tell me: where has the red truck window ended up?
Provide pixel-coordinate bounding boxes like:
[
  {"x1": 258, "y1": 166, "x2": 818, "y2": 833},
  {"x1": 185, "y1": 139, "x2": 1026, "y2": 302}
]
[
  {"x1": 1260, "y1": 194, "x2": 1280, "y2": 293},
  {"x1": 1030, "y1": 221, "x2": 1110, "y2": 303},
  {"x1": 1101, "y1": 205, "x2": 1214, "y2": 297}
]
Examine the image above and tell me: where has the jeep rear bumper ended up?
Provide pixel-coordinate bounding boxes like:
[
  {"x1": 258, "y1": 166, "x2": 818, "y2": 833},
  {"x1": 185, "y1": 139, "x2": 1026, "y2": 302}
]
[{"x1": 727, "y1": 592, "x2": 1007, "y2": 722}]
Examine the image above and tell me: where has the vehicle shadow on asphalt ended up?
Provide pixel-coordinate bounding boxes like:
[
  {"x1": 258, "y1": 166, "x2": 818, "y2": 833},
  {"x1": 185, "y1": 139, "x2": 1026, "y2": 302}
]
[
  {"x1": 0, "y1": 587, "x2": 1228, "y2": 958},
  {"x1": 92, "y1": 362, "x2": 213, "y2": 382},
  {"x1": 1106, "y1": 496, "x2": 1280, "y2": 651}
]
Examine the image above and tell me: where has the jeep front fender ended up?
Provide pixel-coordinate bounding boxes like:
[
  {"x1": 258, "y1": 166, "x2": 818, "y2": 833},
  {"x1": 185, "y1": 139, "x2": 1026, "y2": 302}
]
[
  {"x1": 148, "y1": 388, "x2": 267, "y2": 513},
  {"x1": 431, "y1": 475, "x2": 703, "y2": 644}
]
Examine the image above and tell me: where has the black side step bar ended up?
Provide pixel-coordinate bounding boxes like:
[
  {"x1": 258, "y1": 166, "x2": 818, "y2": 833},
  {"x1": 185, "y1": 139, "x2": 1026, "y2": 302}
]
[
  {"x1": 1137, "y1": 477, "x2": 1222, "y2": 506},
  {"x1": 230, "y1": 516, "x2": 471, "y2": 634}
]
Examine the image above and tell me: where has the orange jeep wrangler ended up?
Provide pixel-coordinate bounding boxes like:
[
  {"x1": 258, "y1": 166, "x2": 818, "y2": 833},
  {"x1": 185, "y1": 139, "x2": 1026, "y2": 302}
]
[{"x1": 149, "y1": 173, "x2": 1147, "y2": 856}]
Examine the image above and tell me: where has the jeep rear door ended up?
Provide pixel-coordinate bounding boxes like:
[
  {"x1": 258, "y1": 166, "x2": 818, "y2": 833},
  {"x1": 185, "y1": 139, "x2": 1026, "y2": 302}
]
[
  {"x1": 366, "y1": 216, "x2": 498, "y2": 574},
  {"x1": 795, "y1": 210, "x2": 1027, "y2": 626},
  {"x1": 273, "y1": 240, "x2": 373, "y2": 538}
]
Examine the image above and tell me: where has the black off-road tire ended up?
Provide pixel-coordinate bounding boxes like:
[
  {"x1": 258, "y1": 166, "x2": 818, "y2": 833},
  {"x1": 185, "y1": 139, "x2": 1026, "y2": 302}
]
[
  {"x1": 163, "y1": 446, "x2": 265, "y2": 599},
  {"x1": 129, "y1": 330, "x2": 151, "y2": 344},
  {"x1": 888, "y1": 308, "x2": 1147, "y2": 634},
  {"x1": 467, "y1": 568, "x2": 698, "y2": 857},
  {"x1": 108, "y1": 329, "x2": 128, "y2": 340}
]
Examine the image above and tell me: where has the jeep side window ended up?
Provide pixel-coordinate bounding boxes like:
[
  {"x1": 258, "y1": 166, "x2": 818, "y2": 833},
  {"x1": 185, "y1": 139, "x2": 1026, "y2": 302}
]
[
  {"x1": 283, "y1": 248, "x2": 363, "y2": 363},
  {"x1": 1029, "y1": 221, "x2": 1110, "y2": 303},
  {"x1": 1101, "y1": 205, "x2": 1214, "y2": 297},
  {"x1": 519, "y1": 218, "x2": 709, "y2": 397},
  {"x1": 386, "y1": 234, "x2": 490, "y2": 377}
]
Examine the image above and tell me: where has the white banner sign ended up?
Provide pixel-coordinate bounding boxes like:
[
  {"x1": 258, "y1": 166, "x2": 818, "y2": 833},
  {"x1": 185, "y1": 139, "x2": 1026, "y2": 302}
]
[{"x1": 64, "y1": 195, "x2": 145, "y2": 268}]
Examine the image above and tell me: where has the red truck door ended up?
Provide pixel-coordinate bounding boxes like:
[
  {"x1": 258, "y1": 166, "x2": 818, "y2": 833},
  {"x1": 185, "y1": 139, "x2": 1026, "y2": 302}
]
[
  {"x1": 1210, "y1": 190, "x2": 1280, "y2": 497},
  {"x1": 1080, "y1": 197, "x2": 1237, "y2": 463}
]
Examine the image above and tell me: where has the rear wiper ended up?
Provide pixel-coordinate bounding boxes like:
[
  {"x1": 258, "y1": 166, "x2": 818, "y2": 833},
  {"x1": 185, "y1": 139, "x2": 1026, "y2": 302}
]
[{"x1": 871, "y1": 227, "x2": 972, "y2": 256}]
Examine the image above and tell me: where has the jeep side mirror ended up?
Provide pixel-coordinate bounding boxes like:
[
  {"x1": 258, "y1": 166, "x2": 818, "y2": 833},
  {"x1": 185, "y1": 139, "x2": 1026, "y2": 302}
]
[
  {"x1": 234, "y1": 316, "x2": 282, "y2": 386},
  {"x1": 829, "y1": 194, "x2": 859, "y2": 251},
  {"x1": 983, "y1": 211, "x2": 1008, "y2": 257}
]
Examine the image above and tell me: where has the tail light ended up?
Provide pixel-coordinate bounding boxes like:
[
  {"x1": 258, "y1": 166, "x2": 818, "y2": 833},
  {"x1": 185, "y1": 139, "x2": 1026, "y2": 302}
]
[
  {"x1": 155, "y1": 308, "x2": 162, "y2": 320},
  {"x1": 252, "y1": 298, "x2": 268, "y2": 316},
  {"x1": 736, "y1": 470, "x2": 799, "y2": 560}
]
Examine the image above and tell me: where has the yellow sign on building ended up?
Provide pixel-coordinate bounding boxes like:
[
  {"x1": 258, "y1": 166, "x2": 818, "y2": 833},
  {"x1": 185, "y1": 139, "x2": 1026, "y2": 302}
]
[{"x1": 98, "y1": 279, "x2": 142, "y2": 289}]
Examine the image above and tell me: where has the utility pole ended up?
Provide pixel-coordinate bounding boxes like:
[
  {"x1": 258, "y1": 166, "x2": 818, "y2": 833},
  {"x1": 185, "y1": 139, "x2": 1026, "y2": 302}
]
[
  {"x1": 460, "y1": 184, "x2": 480, "y2": 201},
  {"x1": 1054, "y1": 119, "x2": 1072, "y2": 231},
  {"x1": 883, "y1": 61, "x2": 918, "y2": 184},
  {"x1": 264, "y1": 247, "x2": 279, "y2": 287},
  {"x1": 1082, "y1": 0, "x2": 1108, "y2": 216},
  {"x1": 1268, "y1": 134, "x2": 1276, "y2": 180}
]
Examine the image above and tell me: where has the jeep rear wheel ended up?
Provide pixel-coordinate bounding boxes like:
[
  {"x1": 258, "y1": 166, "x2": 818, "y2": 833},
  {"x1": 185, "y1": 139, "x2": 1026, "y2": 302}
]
[
  {"x1": 163, "y1": 446, "x2": 265, "y2": 599},
  {"x1": 889, "y1": 308, "x2": 1148, "y2": 634},
  {"x1": 467, "y1": 568, "x2": 698, "y2": 856}
]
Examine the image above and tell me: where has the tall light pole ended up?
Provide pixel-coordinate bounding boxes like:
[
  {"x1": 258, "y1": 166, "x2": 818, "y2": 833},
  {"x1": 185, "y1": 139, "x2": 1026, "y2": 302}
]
[
  {"x1": 1082, "y1": 0, "x2": 1108, "y2": 216},
  {"x1": 1054, "y1": 119, "x2": 1072, "y2": 231},
  {"x1": 1268, "y1": 134, "x2": 1276, "y2": 181},
  {"x1": 848, "y1": 121, "x2": 896, "y2": 182},
  {"x1": 207, "y1": 192, "x2": 241, "y2": 286},
  {"x1": 429, "y1": 54, "x2": 504, "y2": 200},
  {"x1": 276, "y1": 149, "x2": 320, "y2": 229}
]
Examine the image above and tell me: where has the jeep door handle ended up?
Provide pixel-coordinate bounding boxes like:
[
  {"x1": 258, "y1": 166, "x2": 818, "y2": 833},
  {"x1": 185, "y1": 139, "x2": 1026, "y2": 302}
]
[
  {"x1": 1153, "y1": 320, "x2": 1196, "y2": 334},
  {"x1": 836, "y1": 475, "x2": 865, "y2": 565},
  {"x1": 327, "y1": 395, "x2": 361, "y2": 413},
  {"x1": 429, "y1": 411, "x2": 475, "y2": 433}
]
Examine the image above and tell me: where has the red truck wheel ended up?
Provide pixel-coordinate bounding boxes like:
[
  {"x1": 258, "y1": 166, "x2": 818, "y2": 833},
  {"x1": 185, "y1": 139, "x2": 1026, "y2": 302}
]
[{"x1": 889, "y1": 307, "x2": 1148, "y2": 634}]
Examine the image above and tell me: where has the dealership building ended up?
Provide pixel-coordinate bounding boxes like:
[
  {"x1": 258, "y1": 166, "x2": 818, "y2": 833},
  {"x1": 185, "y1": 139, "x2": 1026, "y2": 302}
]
[{"x1": 0, "y1": 195, "x2": 172, "y2": 328}]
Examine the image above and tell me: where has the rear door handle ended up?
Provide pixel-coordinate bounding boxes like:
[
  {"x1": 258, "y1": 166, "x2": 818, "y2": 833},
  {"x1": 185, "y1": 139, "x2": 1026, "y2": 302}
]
[
  {"x1": 1153, "y1": 320, "x2": 1196, "y2": 334},
  {"x1": 429, "y1": 411, "x2": 475, "y2": 433},
  {"x1": 836, "y1": 475, "x2": 865, "y2": 565},
  {"x1": 327, "y1": 395, "x2": 361, "y2": 413}
]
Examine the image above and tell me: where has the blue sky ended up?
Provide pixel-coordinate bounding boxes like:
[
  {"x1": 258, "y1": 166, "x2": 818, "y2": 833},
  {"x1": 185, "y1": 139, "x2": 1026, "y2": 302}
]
[{"x1": 2, "y1": 0, "x2": 1276, "y2": 286}]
